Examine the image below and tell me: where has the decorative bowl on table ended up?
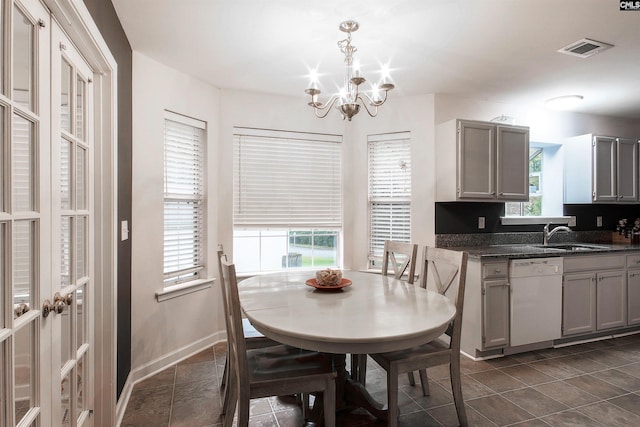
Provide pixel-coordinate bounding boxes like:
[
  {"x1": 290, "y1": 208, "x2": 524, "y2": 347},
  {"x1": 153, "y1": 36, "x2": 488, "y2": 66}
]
[{"x1": 305, "y1": 268, "x2": 352, "y2": 291}]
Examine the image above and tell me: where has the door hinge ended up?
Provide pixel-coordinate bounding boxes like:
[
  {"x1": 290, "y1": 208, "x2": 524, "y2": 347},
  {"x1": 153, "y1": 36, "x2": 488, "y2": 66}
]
[
  {"x1": 37, "y1": 19, "x2": 46, "y2": 28},
  {"x1": 482, "y1": 335, "x2": 486, "y2": 344}
]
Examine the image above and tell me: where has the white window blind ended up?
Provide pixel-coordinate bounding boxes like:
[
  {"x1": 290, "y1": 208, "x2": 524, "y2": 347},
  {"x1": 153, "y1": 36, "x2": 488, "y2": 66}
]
[
  {"x1": 368, "y1": 132, "x2": 411, "y2": 266},
  {"x1": 233, "y1": 128, "x2": 342, "y2": 227},
  {"x1": 164, "y1": 112, "x2": 206, "y2": 285}
]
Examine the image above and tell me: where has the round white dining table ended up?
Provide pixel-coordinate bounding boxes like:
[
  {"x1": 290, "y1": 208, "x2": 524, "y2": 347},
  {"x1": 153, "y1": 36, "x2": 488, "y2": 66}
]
[
  {"x1": 238, "y1": 270, "x2": 457, "y2": 355},
  {"x1": 238, "y1": 270, "x2": 457, "y2": 422}
]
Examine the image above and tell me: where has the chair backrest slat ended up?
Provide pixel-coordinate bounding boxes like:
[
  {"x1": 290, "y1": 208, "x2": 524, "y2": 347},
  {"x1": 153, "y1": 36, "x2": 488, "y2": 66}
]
[
  {"x1": 382, "y1": 240, "x2": 418, "y2": 284},
  {"x1": 420, "y1": 247, "x2": 468, "y2": 349}
]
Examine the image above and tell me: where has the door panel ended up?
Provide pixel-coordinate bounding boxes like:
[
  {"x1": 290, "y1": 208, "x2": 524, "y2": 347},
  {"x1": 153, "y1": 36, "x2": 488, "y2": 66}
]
[
  {"x1": 3, "y1": 0, "x2": 50, "y2": 425},
  {"x1": 593, "y1": 136, "x2": 617, "y2": 202},
  {"x1": 51, "y1": 21, "x2": 94, "y2": 427},
  {"x1": 458, "y1": 122, "x2": 495, "y2": 198},
  {"x1": 496, "y1": 126, "x2": 529, "y2": 200},
  {"x1": 562, "y1": 273, "x2": 596, "y2": 336}
]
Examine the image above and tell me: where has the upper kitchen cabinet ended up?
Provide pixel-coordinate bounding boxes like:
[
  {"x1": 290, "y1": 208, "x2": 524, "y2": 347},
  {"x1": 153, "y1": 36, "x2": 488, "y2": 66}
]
[
  {"x1": 436, "y1": 119, "x2": 529, "y2": 202},
  {"x1": 564, "y1": 134, "x2": 639, "y2": 204}
]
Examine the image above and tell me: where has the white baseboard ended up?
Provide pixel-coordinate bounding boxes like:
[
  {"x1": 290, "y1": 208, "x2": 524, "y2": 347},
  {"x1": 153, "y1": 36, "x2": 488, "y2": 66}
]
[{"x1": 115, "y1": 331, "x2": 226, "y2": 426}]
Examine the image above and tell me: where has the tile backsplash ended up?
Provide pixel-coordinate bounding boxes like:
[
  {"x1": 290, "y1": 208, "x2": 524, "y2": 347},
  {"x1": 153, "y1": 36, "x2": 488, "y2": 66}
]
[{"x1": 434, "y1": 202, "x2": 637, "y2": 247}]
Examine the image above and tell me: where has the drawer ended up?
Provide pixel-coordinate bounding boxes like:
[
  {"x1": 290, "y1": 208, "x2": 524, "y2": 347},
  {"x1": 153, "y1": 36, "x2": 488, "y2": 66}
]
[
  {"x1": 628, "y1": 253, "x2": 640, "y2": 269},
  {"x1": 564, "y1": 254, "x2": 625, "y2": 273},
  {"x1": 482, "y1": 260, "x2": 508, "y2": 279}
]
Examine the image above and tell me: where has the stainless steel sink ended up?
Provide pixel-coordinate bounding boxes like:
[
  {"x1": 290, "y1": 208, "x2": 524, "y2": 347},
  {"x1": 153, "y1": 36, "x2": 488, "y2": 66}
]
[{"x1": 529, "y1": 243, "x2": 609, "y2": 252}]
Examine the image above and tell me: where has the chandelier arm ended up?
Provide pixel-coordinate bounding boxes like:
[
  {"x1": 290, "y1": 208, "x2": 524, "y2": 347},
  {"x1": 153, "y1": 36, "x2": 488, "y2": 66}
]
[
  {"x1": 359, "y1": 90, "x2": 389, "y2": 107},
  {"x1": 311, "y1": 95, "x2": 341, "y2": 118},
  {"x1": 356, "y1": 94, "x2": 379, "y2": 118}
]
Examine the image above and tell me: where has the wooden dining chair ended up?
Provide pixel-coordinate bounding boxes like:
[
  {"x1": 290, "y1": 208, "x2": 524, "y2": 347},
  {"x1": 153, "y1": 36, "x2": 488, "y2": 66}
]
[
  {"x1": 220, "y1": 259, "x2": 337, "y2": 427},
  {"x1": 216, "y1": 246, "x2": 277, "y2": 415},
  {"x1": 381, "y1": 240, "x2": 418, "y2": 283},
  {"x1": 369, "y1": 246, "x2": 469, "y2": 427},
  {"x1": 351, "y1": 240, "x2": 418, "y2": 386}
]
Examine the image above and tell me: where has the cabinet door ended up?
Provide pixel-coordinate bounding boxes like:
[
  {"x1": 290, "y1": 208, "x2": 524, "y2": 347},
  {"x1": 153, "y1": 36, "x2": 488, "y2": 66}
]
[
  {"x1": 496, "y1": 126, "x2": 529, "y2": 200},
  {"x1": 628, "y1": 270, "x2": 640, "y2": 325},
  {"x1": 593, "y1": 136, "x2": 617, "y2": 202},
  {"x1": 596, "y1": 270, "x2": 626, "y2": 330},
  {"x1": 617, "y1": 138, "x2": 638, "y2": 202},
  {"x1": 458, "y1": 121, "x2": 495, "y2": 199},
  {"x1": 562, "y1": 273, "x2": 596, "y2": 336},
  {"x1": 482, "y1": 279, "x2": 510, "y2": 348}
]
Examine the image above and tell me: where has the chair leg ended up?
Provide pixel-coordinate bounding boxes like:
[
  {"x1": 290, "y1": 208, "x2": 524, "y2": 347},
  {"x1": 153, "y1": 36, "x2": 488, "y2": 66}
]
[
  {"x1": 221, "y1": 354, "x2": 233, "y2": 415},
  {"x1": 237, "y1": 394, "x2": 250, "y2": 427},
  {"x1": 358, "y1": 355, "x2": 367, "y2": 385},
  {"x1": 418, "y1": 368, "x2": 430, "y2": 396},
  {"x1": 407, "y1": 371, "x2": 416, "y2": 386},
  {"x1": 387, "y1": 367, "x2": 399, "y2": 427},
  {"x1": 222, "y1": 378, "x2": 237, "y2": 427},
  {"x1": 324, "y1": 380, "x2": 336, "y2": 427},
  {"x1": 221, "y1": 355, "x2": 228, "y2": 388},
  {"x1": 450, "y1": 356, "x2": 468, "y2": 427}
]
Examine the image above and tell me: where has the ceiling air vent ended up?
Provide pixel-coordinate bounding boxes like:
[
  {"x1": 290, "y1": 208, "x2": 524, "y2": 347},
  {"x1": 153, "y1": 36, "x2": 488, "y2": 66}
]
[{"x1": 558, "y1": 38, "x2": 613, "y2": 58}]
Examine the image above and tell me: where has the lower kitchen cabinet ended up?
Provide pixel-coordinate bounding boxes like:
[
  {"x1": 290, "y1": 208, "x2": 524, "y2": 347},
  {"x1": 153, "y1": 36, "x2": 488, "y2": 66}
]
[
  {"x1": 628, "y1": 267, "x2": 640, "y2": 325},
  {"x1": 483, "y1": 279, "x2": 510, "y2": 348},
  {"x1": 563, "y1": 272, "x2": 596, "y2": 336},
  {"x1": 596, "y1": 270, "x2": 626, "y2": 330}
]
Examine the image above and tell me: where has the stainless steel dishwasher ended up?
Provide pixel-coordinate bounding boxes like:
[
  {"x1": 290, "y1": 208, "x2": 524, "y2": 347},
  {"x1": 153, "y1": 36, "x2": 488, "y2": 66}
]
[{"x1": 509, "y1": 257, "x2": 563, "y2": 347}]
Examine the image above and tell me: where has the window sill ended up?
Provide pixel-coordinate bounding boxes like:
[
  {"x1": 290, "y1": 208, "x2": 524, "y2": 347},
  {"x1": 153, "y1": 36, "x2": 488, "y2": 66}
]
[
  {"x1": 500, "y1": 216, "x2": 572, "y2": 226},
  {"x1": 156, "y1": 278, "x2": 215, "y2": 302}
]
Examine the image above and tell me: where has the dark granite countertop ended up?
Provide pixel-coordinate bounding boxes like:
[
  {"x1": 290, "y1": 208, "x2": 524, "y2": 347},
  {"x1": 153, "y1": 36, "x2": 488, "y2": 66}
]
[{"x1": 448, "y1": 243, "x2": 640, "y2": 259}]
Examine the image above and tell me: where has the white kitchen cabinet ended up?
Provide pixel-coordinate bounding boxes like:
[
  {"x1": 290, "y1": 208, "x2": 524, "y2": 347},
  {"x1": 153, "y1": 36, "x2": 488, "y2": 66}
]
[
  {"x1": 460, "y1": 258, "x2": 510, "y2": 357},
  {"x1": 564, "y1": 134, "x2": 639, "y2": 203},
  {"x1": 483, "y1": 279, "x2": 510, "y2": 349},
  {"x1": 436, "y1": 119, "x2": 529, "y2": 202},
  {"x1": 595, "y1": 270, "x2": 626, "y2": 330},
  {"x1": 627, "y1": 253, "x2": 640, "y2": 325},
  {"x1": 562, "y1": 254, "x2": 626, "y2": 336},
  {"x1": 562, "y1": 272, "x2": 596, "y2": 336}
]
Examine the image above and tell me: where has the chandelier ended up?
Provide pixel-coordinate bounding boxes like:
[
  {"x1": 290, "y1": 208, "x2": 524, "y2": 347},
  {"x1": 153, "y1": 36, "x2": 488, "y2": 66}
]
[{"x1": 305, "y1": 20, "x2": 394, "y2": 121}]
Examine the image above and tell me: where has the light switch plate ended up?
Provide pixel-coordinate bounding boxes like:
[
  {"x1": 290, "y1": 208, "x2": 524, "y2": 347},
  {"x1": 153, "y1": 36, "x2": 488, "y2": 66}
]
[
  {"x1": 121, "y1": 220, "x2": 129, "y2": 241},
  {"x1": 568, "y1": 216, "x2": 577, "y2": 227},
  {"x1": 478, "y1": 217, "x2": 486, "y2": 229},
  {"x1": 596, "y1": 216, "x2": 602, "y2": 227}
]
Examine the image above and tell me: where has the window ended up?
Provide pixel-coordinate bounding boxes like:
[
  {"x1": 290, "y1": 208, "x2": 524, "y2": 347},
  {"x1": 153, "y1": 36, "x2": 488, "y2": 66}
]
[
  {"x1": 368, "y1": 132, "x2": 411, "y2": 268},
  {"x1": 505, "y1": 148, "x2": 543, "y2": 216},
  {"x1": 163, "y1": 112, "x2": 206, "y2": 285},
  {"x1": 233, "y1": 128, "x2": 342, "y2": 273},
  {"x1": 503, "y1": 142, "x2": 565, "y2": 222}
]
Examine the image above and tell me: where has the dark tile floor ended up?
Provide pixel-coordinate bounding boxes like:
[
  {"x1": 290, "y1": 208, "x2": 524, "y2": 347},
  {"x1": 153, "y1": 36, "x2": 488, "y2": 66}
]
[{"x1": 121, "y1": 334, "x2": 640, "y2": 426}]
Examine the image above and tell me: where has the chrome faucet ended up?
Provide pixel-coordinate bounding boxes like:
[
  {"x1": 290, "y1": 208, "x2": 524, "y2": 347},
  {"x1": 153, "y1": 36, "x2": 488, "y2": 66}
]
[{"x1": 543, "y1": 223, "x2": 572, "y2": 246}]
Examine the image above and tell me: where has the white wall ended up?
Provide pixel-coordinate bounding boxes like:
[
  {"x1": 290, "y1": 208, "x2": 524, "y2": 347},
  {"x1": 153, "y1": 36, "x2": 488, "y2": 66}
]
[{"x1": 131, "y1": 52, "x2": 222, "y2": 373}]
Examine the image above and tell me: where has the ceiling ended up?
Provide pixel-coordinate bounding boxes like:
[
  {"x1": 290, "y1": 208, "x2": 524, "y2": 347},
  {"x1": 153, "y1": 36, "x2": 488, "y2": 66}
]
[{"x1": 111, "y1": 0, "x2": 640, "y2": 119}]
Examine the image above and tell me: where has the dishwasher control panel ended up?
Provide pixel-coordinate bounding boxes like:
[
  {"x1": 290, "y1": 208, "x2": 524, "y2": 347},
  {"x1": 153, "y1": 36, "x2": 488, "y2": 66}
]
[{"x1": 509, "y1": 257, "x2": 563, "y2": 277}]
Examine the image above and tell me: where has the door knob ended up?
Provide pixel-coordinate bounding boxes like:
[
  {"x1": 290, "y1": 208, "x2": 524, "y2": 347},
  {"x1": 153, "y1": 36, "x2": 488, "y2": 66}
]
[
  {"x1": 15, "y1": 303, "x2": 30, "y2": 318},
  {"x1": 42, "y1": 292, "x2": 73, "y2": 318}
]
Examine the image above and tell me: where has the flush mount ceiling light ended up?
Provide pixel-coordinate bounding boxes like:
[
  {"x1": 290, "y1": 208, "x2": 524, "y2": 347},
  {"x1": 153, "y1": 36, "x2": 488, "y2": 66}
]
[
  {"x1": 305, "y1": 20, "x2": 394, "y2": 121},
  {"x1": 544, "y1": 95, "x2": 584, "y2": 110}
]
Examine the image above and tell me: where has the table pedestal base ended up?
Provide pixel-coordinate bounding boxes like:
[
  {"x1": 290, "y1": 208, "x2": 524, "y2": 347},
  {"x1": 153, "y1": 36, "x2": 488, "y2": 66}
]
[{"x1": 307, "y1": 354, "x2": 387, "y2": 425}]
